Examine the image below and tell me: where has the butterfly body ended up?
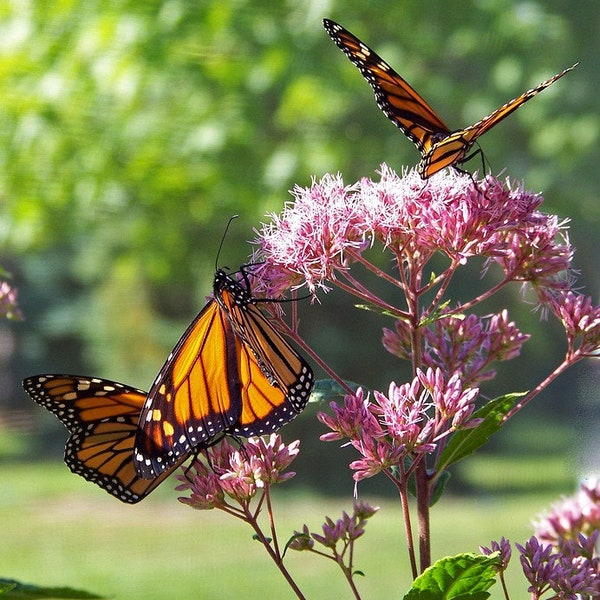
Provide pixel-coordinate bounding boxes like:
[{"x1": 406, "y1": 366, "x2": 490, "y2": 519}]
[
  {"x1": 133, "y1": 268, "x2": 314, "y2": 479},
  {"x1": 323, "y1": 18, "x2": 577, "y2": 178}
]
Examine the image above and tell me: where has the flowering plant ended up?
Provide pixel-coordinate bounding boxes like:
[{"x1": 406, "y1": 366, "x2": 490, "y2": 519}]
[{"x1": 178, "y1": 166, "x2": 600, "y2": 599}]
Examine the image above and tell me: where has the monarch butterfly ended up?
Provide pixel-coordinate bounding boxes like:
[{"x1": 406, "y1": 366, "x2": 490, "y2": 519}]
[
  {"x1": 23, "y1": 268, "x2": 314, "y2": 499},
  {"x1": 133, "y1": 267, "x2": 314, "y2": 479},
  {"x1": 22, "y1": 375, "x2": 187, "y2": 503},
  {"x1": 323, "y1": 18, "x2": 577, "y2": 179}
]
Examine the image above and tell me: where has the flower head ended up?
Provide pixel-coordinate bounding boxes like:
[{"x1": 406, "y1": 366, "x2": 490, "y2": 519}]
[
  {"x1": 480, "y1": 537, "x2": 512, "y2": 571},
  {"x1": 177, "y1": 435, "x2": 300, "y2": 510},
  {"x1": 534, "y1": 479, "x2": 600, "y2": 543},
  {"x1": 549, "y1": 291, "x2": 600, "y2": 354},
  {"x1": 255, "y1": 173, "x2": 365, "y2": 294},
  {"x1": 291, "y1": 500, "x2": 379, "y2": 552},
  {"x1": 254, "y1": 166, "x2": 573, "y2": 303},
  {"x1": 319, "y1": 370, "x2": 479, "y2": 482},
  {"x1": 517, "y1": 534, "x2": 600, "y2": 597}
]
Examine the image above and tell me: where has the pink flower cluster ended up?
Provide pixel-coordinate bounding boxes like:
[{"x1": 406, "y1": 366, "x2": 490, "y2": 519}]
[
  {"x1": 253, "y1": 165, "x2": 600, "y2": 454},
  {"x1": 383, "y1": 310, "x2": 530, "y2": 386},
  {"x1": 549, "y1": 291, "x2": 600, "y2": 356},
  {"x1": 318, "y1": 368, "x2": 480, "y2": 482},
  {"x1": 482, "y1": 531, "x2": 600, "y2": 598},
  {"x1": 534, "y1": 479, "x2": 600, "y2": 543},
  {"x1": 290, "y1": 500, "x2": 378, "y2": 552},
  {"x1": 176, "y1": 434, "x2": 300, "y2": 510},
  {"x1": 517, "y1": 533, "x2": 599, "y2": 598},
  {"x1": 254, "y1": 166, "x2": 572, "y2": 299}
]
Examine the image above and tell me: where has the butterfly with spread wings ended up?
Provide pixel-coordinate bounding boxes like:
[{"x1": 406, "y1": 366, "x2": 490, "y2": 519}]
[
  {"x1": 323, "y1": 18, "x2": 577, "y2": 179},
  {"x1": 23, "y1": 267, "x2": 314, "y2": 500},
  {"x1": 22, "y1": 375, "x2": 188, "y2": 503},
  {"x1": 133, "y1": 267, "x2": 314, "y2": 479}
]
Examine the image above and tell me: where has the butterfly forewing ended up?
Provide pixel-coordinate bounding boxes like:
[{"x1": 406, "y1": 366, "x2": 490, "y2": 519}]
[
  {"x1": 134, "y1": 299, "x2": 242, "y2": 478},
  {"x1": 323, "y1": 18, "x2": 450, "y2": 154},
  {"x1": 22, "y1": 375, "x2": 186, "y2": 503},
  {"x1": 461, "y1": 63, "x2": 577, "y2": 142}
]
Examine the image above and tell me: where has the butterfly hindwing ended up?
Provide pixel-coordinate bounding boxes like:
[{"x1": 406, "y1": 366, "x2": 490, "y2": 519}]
[
  {"x1": 22, "y1": 375, "x2": 187, "y2": 503},
  {"x1": 226, "y1": 302, "x2": 314, "y2": 437}
]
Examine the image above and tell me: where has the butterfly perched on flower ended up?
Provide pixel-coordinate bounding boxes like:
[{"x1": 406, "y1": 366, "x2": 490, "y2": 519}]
[
  {"x1": 323, "y1": 18, "x2": 577, "y2": 179},
  {"x1": 133, "y1": 267, "x2": 314, "y2": 478},
  {"x1": 23, "y1": 267, "x2": 314, "y2": 501}
]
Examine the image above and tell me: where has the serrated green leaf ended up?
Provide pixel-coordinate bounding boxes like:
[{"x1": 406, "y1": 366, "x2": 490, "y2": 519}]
[
  {"x1": 310, "y1": 379, "x2": 364, "y2": 403},
  {"x1": 437, "y1": 393, "x2": 525, "y2": 473},
  {"x1": 403, "y1": 553, "x2": 500, "y2": 600},
  {"x1": 0, "y1": 579, "x2": 103, "y2": 599}
]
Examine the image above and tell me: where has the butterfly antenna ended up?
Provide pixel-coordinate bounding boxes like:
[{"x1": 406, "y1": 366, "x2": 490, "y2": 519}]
[{"x1": 215, "y1": 215, "x2": 239, "y2": 271}]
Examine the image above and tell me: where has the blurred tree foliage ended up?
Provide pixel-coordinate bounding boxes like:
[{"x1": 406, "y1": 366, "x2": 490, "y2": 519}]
[{"x1": 0, "y1": 1, "x2": 598, "y2": 468}]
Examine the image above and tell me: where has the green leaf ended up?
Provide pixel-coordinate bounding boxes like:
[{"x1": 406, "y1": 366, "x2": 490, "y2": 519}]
[
  {"x1": 0, "y1": 582, "x2": 17, "y2": 595},
  {"x1": 0, "y1": 579, "x2": 104, "y2": 599},
  {"x1": 437, "y1": 393, "x2": 525, "y2": 473},
  {"x1": 430, "y1": 470, "x2": 451, "y2": 506},
  {"x1": 403, "y1": 553, "x2": 500, "y2": 600},
  {"x1": 354, "y1": 303, "x2": 406, "y2": 320},
  {"x1": 282, "y1": 532, "x2": 311, "y2": 557},
  {"x1": 310, "y1": 379, "x2": 363, "y2": 403},
  {"x1": 417, "y1": 301, "x2": 454, "y2": 328}
]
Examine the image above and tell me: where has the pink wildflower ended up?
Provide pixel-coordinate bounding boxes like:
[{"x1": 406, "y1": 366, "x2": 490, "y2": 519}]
[
  {"x1": 317, "y1": 388, "x2": 381, "y2": 442},
  {"x1": 0, "y1": 280, "x2": 22, "y2": 320},
  {"x1": 517, "y1": 534, "x2": 600, "y2": 597},
  {"x1": 480, "y1": 537, "x2": 512, "y2": 571},
  {"x1": 319, "y1": 370, "x2": 479, "y2": 482},
  {"x1": 548, "y1": 291, "x2": 600, "y2": 354},
  {"x1": 254, "y1": 166, "x2": 573, "y2": 303},
  {"x1": 177, "y1": 435, "x2": 300, "y2": 510},
  {"x1": 255, "y1": 172, "x2": 365, "y2": 294},
  {"x1": 290, "y1": 500, "x2": 378, "y2": 551},
  {"x1": 419, "y1": 311, "x2": 530, "y2": 385},
  {"x1": 534, "y1": 479, "x2": 600, "y2": 543}
]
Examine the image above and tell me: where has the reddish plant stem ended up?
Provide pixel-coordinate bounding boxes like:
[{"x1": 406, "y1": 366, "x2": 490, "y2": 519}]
[
  {"x1": 242, "y1": 505, "x2": 307, "y2": 600},
  {"x1": 415, "y1": 460, "x2": 432, "y2": 572},
  {"x1": 393, "y1": 476, "x2": 418, "y2": 579},
  {"x1": 504, "y1": 353, "x2": 578, "y2": 421}
]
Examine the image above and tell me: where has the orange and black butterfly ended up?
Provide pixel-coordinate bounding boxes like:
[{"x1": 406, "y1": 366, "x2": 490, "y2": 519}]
[
  {"x1": 133, "y1": 267, "x2": 314, "y2": 479},
  {"x1": 323, "y1": 18, "x2": 577, "y2": 179},
  {"x1": 22, "y1": 375, "x2": 187, "y2": 503},
  {"x1": 23, "y1": 268, "x2": 314, "y2": 499}
]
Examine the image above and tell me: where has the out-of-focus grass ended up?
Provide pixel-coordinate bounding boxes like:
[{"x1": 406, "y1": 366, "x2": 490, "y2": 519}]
[{"x1": 1, "y1": 460, "x2": 573, "y2": 599}]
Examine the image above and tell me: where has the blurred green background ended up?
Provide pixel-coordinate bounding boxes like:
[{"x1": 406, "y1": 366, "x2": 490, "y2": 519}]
[{"x1": 0, "y1": 0, "x2": 598, "y2": 598}]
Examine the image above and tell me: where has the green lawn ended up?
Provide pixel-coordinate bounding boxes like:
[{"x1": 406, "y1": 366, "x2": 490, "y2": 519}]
[{"x1": 0, "y1": 460, "x2": 572, "y2": 599}]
